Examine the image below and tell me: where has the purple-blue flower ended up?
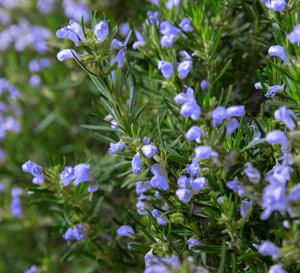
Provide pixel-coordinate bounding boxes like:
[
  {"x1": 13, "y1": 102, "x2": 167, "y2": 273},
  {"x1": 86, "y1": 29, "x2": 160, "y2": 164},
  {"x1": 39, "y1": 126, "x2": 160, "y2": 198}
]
[
  {"x1": 166, "y1": 0, "x2": 180, "y2": 9},
  {"x1": 190, "y1": 177, "x2": 207, "y2": 193},
  {"x1": 245, "y1": 162, "x2": 261, "y2": 183},
  {"x1": 132, "y1": 153, "x2": 141, "y2": 175},
  {"x1": 24, "y1": 265, "x2": 37, "y2": 273},
  {"x1": 176, "y1": 187, "x2": 193, "y2": 203},
  {"x1": 136, "y1": 180, "x2": 151, "y2": 195},
  {"x1": 132, "y1": 31, "x2": 145, "y2": 49},
  {"x1": 268, "y1": 264, "x2": 286, "y2": 273},
  {"x1": 227, "y1": 179, "x2": 244, "y2": 196},
  {"x1": 261, "y1": 184, "x2": 287, "y2": 220},
  {"x1": 261, "y1": 0, "x2": 286, "y2": 11},
  {"x1": 258, "y1": 241, "x2": 280, "y2": 260},
  {"x1": 158, "y1": 60, "x2": 173, "y2": 79},
  {"x1": 57, "y1": 49, "x2": 80, "y2": 62},
  {"x1": 56, "y1": 20, "x2": 85, "y2": 46},
  {"x1": 186, "y1": 158, "x2": 201, "y2": 177},
  {"x1": 187, "y1": 238, "x2": 200, "y2": 251},
  {"x1": 94, "y1": 20, "x2": 109, "y2": 42},
  {"x1": 152, "y1": 209, "x2": 167, "y2": 225},
  {"x1": 265, "y1": 85, "x2": 284, "y2": 98},
  {"x1": 146, "y1": 11, "x2": 159, "y2": 25},
  {"x1": 63, "y1": 223, "x2": 85, "y2": 241},
  {"x1": 10, "y1": 187, "x2": 22, "y2": 218},
  {"x1": 200, "y1": 80, "x2": 208, "y2": 90},
  {"x1": 73, "y1": 163, "x2": 91, "y2": 186},
  {"x1": 287, "y1": 25, "x2": 300, "y2": 44},
  {"x1": 226, "y1": 118, "x2": 239, "y2": 135},
  {"x1": 265, "y1": 130, "x2": 288, "y2": 149},
  {"x1": 194, "y1": 145, "x2": 217, "y2": 160},
  {"x1": 29, "y1": 75, "x2": 41, "y2": 87},
  {"x1": 117, "y1": 225, "x2": 134, "y2": 237},
  {"x1": 268, "y1": 45, "x2": 287, "y2": 64},
  {"x1": 60, "y1": 166, "x2": 75, "y2": 186},
  {"x1": 226, "y1": 105, "x2": 245, "y2": 118},
  {"x1": 174, "y1": 87, "x2": 201, "y2": 120},
  {"x1": 21, "y1": 160, "x2": 44, "y2": 185},
  {"x1": 210, "y1": 106, "x2": 227, "y2": 127},
  {"x1": 142, "y1": 144, "x2": 157, "y2": 158},
  {"x1": 274, "y1": 106, "x2": 296, "y2": 130},
  {"x1": 150, "y1": 164, "x2": 169, "y2": 190},
  {"x1": 185, "y1": 126, "x2": 202, "y2": 143},
  {"x1": 240, "y1": 200, "x2": 252, "y2": 219},
  {"x1": 177, "y1": 51, "x2": 192, "y2": 79},
  {"x1": 63, "y1": 0, "x2": 90, "y2": 22},
  {"x1": 160, "y1": 21, "x2": 179, "y2": 47},
  {"x1": 109, "y1": 140, "x2": 125, "y2": 154},
  {"x1": 29, "y1": 58, "x2": 50, "y2": 72},
  {"x1": 179, "y1": 18, "x2": 193, "y2": 32}
]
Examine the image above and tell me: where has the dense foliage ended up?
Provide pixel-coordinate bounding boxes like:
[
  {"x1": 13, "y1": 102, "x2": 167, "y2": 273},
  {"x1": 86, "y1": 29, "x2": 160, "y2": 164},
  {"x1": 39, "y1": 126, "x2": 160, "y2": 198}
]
[{"x1": 1, "y1": 0, "x2": 300, "y2": 272}]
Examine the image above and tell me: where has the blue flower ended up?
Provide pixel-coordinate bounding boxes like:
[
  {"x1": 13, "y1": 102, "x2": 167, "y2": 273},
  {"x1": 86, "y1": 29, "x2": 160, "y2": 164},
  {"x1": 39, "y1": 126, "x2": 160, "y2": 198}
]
[
  {"x1": 57, "y1": 49, "x2": 80, "y2": 62},
  {"x1": 29, "y1": 58, "x2": 50, "y2": 72},
  {"x1": 190, "y1": 177, "x2": 207, "y2": 193},
  {"x1": 132, "y1": 153, "x2": 141, "y2": 175},
  {"x1": 160, "y1": 21, "x2": 179, "y2": 47},
  {"x1": 258, "y1": 241, "x2": 280, "y2": 260},
  {"x1": 63, "y1": 223, "x2": 85, "y2": 241},
  {"x1": 21, "y1": 160, "x2": 44, "y2": 185},
  {"x1": 226, "y1": 118, "x2": 239, "y2": 135},
  {"x1": 265, "y1": 130, "x2": 288, "y2": 149},
  {"x1": 174, "y1": 87, "x2": 201, "y2": 120},
  {"x1": 166, "y1": 0, "x2": 180, "y2": 9},
  {"x1": 240, "y1": 200, "x2": 252, "y2": 219},
  {"x1": 226, "y1": 179, "x2": 244, "y2": 196},
  {"x1": 158, "y1": 60, "x2": 173, "y2": 79},
  {"x1": 136, "y1": 199, "x2": 148, "y2": 215},
  {"x1": 116, "y1": 225, "x2": 134, "y2": 236},
  {"x1": 287, "y1": 25, "x2": 300, "y2": 44},
  {"x1": 63, "y1": 0, "x2": 90, "y2": 22},
  {"x1": 200, "y1": 80, "x2": 208, "y2": 90},
  {"x1": 226, "y1": 105, "x2": 245, "y2": 118},
  {"x1": 11, "y1": 187, "x2": 22, "y2": 218},
  {"x1": 210, "y1": 106, "x2": 227, "y2": 127},
  {"x1": 94, "y1": 20, "x2": 109, "y2": 42},
  {"x1": 274, "y1": 106, "x2": 296, "y2": 130},
  {"x1": 266, "y1": 163, "x2": 291, "y2": 185},
  {"x1": 268, "y1": 45, "x2": 287, "y2": 64},
  {"x1": 152, "y1": 209, "x2": 167, "y2": 226},
  {"x1": 179, "y1": 18, "x2": 193, "y2": 32},
  {"x1": 150, "y1": 164, "x2": 169, "y2": 190},
  {"x1": 187, "y1": 238, "x2": 200, "y2": 252},
  {"x1": 288, "y1": 183, "x2": 300, "y2": 204},
  {"x1": 261, "y1": 184, "x2": 287, "y2": 220},
  {"x1": 186, "y1": 158, "x2": 201, "y2": 177},
  {"x1": 176, "y1": 187, "x2": 193, "y2": 203},
  {"x1": 37, "y1": 0, "x2": 54, "y2": 14},
  {"x1": 177, "y1": 51, "x2": 192, "y2": 79},
  {"x1": 120, "y1": 23, "x2": 130, "y2": 37},
  {"x1": 73, "y1": 163, "x2": 91, "y2": 186},
  {"x1": 261, "y1": 0, "x2": 286, "y2": 11},
  {"x1": 265, "y1": 85, "x2": 284, "y2": 98},
  {"x1": 142, "y1": 144, "x2": 157, "y2": 158},
  {"x1": 24, "y1": 265, "x2": 37, "y2": 273},
  {"x1": 136, "y1": 181, "x2": 151, "y2": 195},
  {"x1": 268, "y1": 264, "x2": 286, "y2": 273},
  {"x1": 245, "y1": 162, "x2": 261, "y2": 183},
  {"x1": 132, "y1": 31, "x2": 145, "y2": 49},
  {"x1": 146, "y1": 11, "x2": 159, "y2": 25},
  {"x1": 60, "y1": 166, "x2": 75, "y2": 186},
  {"x1": 109, "y1": 140, "x2": 125, "y2": 154},
  {"x1": 185, "y1": 126, "x2": 202, "y2": 143},
  {"x1": 194, "y1": 146, "x2": 217, "y2": 160},
  {"x1": 29, "y1": 75, "x2": 41, "y2": 87},
  {"x1": 56, "y1": 20, "x2": 85, "y2": 46}
]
